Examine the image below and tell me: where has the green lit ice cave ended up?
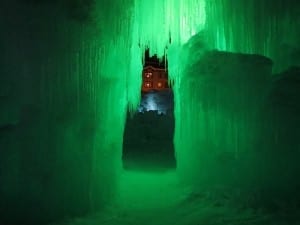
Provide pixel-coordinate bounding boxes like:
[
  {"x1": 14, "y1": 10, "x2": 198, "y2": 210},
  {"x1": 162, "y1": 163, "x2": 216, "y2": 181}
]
[{"x1": 0, "y1": 0, "x2": 300, "y2": 224}]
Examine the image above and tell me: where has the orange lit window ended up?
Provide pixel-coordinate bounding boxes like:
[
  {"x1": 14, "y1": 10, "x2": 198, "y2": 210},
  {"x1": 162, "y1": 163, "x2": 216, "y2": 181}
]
[
  {"x1": 144, "y1": 82, "x2": 152, "y2": 88},
  {"x1": 157, "y1": 82, "x2": 162, "y2": 87},
  {"x1": 145, "y1": 72, "x2": 152, "y2": 78}
]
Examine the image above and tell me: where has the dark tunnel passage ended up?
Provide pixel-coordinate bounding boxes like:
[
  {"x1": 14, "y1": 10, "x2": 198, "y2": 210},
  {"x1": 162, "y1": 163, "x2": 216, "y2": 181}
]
[
  {"x1": 122, "y1": 92, "x2": 176, "y2": 171},
  {"x1": 122, "y1": 51, "x2": 176, "y2": 171}
]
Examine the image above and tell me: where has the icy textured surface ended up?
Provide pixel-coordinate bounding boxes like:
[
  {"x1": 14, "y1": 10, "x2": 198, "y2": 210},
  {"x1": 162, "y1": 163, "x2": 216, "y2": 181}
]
[
  {"x1": 1, "y1": 0, "x2": 300, "y2": 224},
  {"x1": 174, "y1": 49, "x2": 273, "y2": 188},
  {"x1": 49, "y1": 171, "x2": 300, "y2": 225},
  {"x1": 0, "y1": 0, "x2": 131, "y2": 222},
  {"x1": 132, "y1": 0, "x2": 206, "y2": 58},
  {"x1": 205, "y1": 0, "x2": 300, "y2": 72}
]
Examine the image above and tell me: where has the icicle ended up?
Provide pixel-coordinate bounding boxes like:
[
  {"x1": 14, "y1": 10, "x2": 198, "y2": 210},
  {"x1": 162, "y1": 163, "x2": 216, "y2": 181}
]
[
  {"x1": 132, "y1": 0, "x2": 206, "y2": 56},
  {"x1": 205, "y1": 0, "x2": 300, "y2": 72}
]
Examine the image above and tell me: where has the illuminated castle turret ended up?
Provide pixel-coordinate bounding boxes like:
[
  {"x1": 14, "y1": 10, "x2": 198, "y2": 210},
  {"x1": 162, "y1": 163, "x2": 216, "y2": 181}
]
[
  {"x1": 142, "y1": 65, "x2": 169, "y2": 92},
  {"x1": 142, "y1": 49, "x2": 170, "y2": 92}
]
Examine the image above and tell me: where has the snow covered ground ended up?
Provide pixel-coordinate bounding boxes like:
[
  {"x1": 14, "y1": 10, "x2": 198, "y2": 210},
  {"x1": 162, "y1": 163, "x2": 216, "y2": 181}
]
[{"x1": 50, "y1": 170, "x2": 300, "y2": 225}]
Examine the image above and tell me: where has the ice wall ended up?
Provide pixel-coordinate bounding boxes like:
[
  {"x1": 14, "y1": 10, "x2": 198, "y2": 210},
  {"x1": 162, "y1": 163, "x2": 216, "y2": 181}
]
[
  {"x1": 175, "y1": 47, "x2": 273, "y2": 187},
  {"x1": 0, "y1": 0, "x2": 134, "y2": 223},
  {"x1": 171, "y1": 0, "x2": 300, "y2": 200},
  {"x1": 205, "y1": 0, "x2": 300, "y2": 72},
  {"x1": 257, "y1": 67, "x2": 300, "y2": 194}
]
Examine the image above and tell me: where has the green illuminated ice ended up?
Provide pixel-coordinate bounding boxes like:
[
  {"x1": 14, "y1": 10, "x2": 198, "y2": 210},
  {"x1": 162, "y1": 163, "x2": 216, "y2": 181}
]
[{"x1": 0, "y1": 0, "x2": 299, "y2": 224}]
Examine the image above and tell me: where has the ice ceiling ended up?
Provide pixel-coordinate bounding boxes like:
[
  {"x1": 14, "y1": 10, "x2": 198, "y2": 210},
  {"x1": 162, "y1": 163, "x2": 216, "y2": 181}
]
[{"x1": 103, "y1": 0, "x2": 298, "y2": 110}]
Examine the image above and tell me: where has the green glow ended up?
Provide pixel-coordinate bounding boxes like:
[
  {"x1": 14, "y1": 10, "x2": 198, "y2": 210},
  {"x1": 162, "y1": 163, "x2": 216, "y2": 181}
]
[
  {"x1": 131, "y1": 0, "x2": 206, "y2": 57},
  {"x1": 84, "y1": 1, "x2": 208, "y2": 208},
  {"x1": 205, "y1": 0, "x2": 299, "y2": 71},
  {"x1": 117, "y1": 170, "x2": 180, "y2": 209},
  {"x1": 1, "y1": 1, "x2": 299, "y2": 222}
]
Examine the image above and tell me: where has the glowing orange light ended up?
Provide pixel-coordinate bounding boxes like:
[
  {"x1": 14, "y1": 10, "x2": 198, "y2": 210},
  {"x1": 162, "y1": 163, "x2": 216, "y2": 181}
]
[
  {"x1": 145, "y1": 72, "x2": 152, "y2": 78},
  {"x1": 145, "y1": 82, "x2": 152, "y2": 88}
]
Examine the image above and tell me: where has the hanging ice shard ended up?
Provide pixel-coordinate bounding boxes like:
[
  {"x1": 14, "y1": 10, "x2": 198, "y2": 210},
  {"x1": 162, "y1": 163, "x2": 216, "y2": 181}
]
[
  {"x1": 205, "y1": 0, "x2": 300, "y2": 72},
  {"x1": 131, "y1": 0, "x2": 206, "y2": 58}
]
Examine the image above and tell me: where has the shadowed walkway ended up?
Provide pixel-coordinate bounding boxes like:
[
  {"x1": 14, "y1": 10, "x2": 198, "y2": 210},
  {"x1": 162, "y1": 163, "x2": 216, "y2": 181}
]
[{"x1": 49, "y1": 170, "x2": 300, "y2": 225}]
